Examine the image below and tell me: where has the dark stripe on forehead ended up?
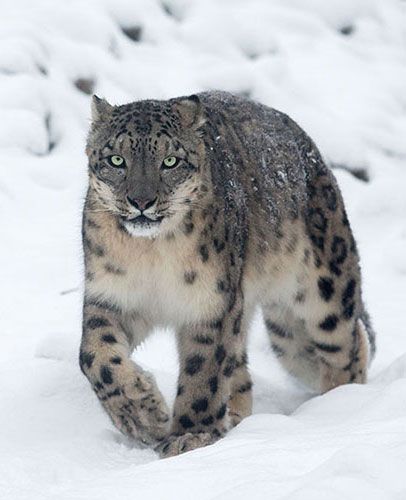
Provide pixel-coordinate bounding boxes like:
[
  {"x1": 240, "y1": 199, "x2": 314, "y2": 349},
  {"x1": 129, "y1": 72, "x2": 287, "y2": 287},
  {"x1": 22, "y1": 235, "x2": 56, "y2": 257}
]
[{"x1": 141, "y1": 139, "x2": 147, "y2": 175}]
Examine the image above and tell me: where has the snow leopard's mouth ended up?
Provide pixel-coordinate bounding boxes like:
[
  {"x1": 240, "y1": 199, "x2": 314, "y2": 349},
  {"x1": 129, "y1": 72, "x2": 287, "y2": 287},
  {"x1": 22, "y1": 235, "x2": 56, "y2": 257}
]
[
  {"x1": 125, "y1": 214, "x2": 164, "y2": 226},
  {"x1": 121, "y1": 214, "x2": 164, "y2": 237}
]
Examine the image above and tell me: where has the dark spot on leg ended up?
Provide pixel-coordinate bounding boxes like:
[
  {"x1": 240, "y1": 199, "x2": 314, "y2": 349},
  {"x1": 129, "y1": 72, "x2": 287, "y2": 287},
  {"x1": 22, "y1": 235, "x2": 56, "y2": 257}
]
[
  {"x1": 177, "y1": 385, "x2": 184, "y2": 397},
  {"x1": 201, "y1": 415, "x2": 214, "y2": 426},
  {"x1": 223, "y1": 356, "x2": 236, "y2": 377},
  {"x1": 79, "y1": 351, "x2": 95, "y2": 371},
  {"x1": 314, "y1": 342, "x2": 341, "y2": 353},
  {"x1": 86, "y1": 316, "x2": 110, "y2": 329},
  {"x1": 216, "y1": 403, "x2": 227, "y2": 420},
  {"x1": 191, "y1": 397, "x2": 209, "y2": 414},
  {"x1": 343, "y1": 302, "x2": 355, "y2": 319},
  {"x1": 342, "y1": 278, "x2": 356, "y2": 306},
  {"x1": 179, "y1": 415, "x2": 195, "y2": 429},
  {"x1": 329, "y1": 236, "x2": 348, "y2": 276},
  {"x1": 100, "y1": 365, "x2": 113, "y2": 384},
  {"x1": 310, "y1": 234, "x2": 325, "y2": 252},
  {"x1": 318, "y1": 276, "x2": 335, "y2": 301},
  {"x1": 100, "y1": 387, "x2": 122, "y2": 400},
  {"x1": 223, "y1": 363, "x2": 235, "y2": 377},
  {"x1": 319, "y1": 314, "x2": 339, "y2": 331},
  {"x1": 215, "y1": 345, "x2": 226, "y2": 365},
  {"x1": 101, "y1": 334, "x2": 117, "y2": 344},
  {"x1": 185, "y1": 354, "x2": 205, "y2": 375},
  {"x1": 208, "y1": 376, "x2": 218, "y2": 394}
]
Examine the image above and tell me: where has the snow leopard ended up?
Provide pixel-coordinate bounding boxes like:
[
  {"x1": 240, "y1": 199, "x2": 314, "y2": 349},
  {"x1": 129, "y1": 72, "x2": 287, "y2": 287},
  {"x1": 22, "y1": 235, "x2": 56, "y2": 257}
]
[{"x1": 80, "y1": 90, "x2": 376, "y2": 458}]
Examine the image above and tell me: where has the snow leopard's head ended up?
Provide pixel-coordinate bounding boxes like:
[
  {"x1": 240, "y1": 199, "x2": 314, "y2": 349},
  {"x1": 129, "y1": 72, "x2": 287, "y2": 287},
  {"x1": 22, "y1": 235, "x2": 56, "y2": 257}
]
[{"x1": 85, "y1": 94, "x2": 210, "y2": 238}]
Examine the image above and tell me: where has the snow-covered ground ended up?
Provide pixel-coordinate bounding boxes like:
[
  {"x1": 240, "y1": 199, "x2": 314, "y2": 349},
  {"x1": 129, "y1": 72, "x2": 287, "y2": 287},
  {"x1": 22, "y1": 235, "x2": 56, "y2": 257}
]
[{"x1": 1, "y1": 0, "x2": 406, "y2": 498}]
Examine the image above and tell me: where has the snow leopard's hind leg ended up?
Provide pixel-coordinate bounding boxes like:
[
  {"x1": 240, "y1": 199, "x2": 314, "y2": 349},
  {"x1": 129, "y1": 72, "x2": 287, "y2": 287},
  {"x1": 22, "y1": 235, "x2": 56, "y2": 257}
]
[
  {"x1": 262, "y1": 167, "x2": 375, "y2": 393},
  {"x1": 263, "y1": 304, "x2": 372, "y2": 394}
]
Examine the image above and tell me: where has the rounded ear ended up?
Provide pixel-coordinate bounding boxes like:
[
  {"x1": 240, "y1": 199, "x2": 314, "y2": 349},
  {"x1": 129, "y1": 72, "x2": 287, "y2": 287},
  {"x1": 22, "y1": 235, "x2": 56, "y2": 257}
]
[
  {"x1": 91, "y1": 95, "x2": 113, "y2": 122},
  {"x1": 172, "y1": 94, "x2": 206, "y2": 131}
]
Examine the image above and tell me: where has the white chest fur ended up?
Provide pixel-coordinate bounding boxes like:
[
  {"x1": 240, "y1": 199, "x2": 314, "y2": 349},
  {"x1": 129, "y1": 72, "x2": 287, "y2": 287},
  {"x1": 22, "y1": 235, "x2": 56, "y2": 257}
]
[{"x1": 86, "y1": 229, "x2": 225, "y2": 328}]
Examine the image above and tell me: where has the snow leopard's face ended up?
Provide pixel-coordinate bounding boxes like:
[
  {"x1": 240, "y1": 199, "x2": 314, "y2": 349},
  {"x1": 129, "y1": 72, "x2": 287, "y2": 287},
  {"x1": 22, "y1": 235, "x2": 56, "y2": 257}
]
[{"x1": 86, "y1": 95, "x2": 209, "y2": 238}]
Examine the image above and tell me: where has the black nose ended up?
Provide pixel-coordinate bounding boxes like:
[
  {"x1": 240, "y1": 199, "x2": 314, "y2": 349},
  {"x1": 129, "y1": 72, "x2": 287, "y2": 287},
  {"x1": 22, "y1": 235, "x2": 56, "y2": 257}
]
[{"x1": 127, "y1": 196, "x2": 157, "y2": 211}]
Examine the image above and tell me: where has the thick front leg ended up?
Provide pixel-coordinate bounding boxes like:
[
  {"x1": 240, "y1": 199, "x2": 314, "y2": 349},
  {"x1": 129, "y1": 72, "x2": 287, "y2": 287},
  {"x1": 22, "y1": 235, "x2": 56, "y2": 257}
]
[
  {"x1": 158, "y1": 318, "x2": 239, "y2": 457},
  {"x1": 79, "y1": 300, "x2": 170, "y2": 444}
]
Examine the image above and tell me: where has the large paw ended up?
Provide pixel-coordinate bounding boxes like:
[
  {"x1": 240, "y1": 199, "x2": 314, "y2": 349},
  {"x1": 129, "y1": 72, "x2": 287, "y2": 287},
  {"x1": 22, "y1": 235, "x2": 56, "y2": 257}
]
[
  {"x1": 96, "y1": 368, "x2": 170, "y2": 445},
  {"x1": 156, "y1": 432, "x2": 216, "y2": 458}
]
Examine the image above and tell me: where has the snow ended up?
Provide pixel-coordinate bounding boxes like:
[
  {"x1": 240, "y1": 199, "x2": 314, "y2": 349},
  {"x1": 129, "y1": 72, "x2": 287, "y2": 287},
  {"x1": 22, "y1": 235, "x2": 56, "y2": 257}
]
[{"x1": 1, "y1": 0, "x2": 406, "y2": 498}]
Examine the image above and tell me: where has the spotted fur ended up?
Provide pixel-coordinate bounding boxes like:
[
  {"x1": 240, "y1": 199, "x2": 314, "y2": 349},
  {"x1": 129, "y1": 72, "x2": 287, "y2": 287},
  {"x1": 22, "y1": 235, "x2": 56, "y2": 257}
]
[{"x1": 80, "y1": 91, "x2": 376, "y2": 458}]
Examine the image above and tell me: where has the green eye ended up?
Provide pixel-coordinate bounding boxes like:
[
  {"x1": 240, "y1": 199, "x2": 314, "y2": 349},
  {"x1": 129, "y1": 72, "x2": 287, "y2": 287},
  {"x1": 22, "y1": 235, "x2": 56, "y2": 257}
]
[
  {"x1": 163, "y1": 156, "x2": 178, "y2": 168},
  {"x1": 109, "y1": 155, "x2": 125, "y2": 167}
]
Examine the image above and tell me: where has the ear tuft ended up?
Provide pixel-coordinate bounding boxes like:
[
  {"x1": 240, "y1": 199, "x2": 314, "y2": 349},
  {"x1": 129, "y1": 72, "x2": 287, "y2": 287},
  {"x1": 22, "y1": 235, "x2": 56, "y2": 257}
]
[
  {"x1": 172, "y1": 94, "x2": 206, "y2": 131},
  {"x1": 91, "y1": 95, "x2": 113, "y2": 122}
]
